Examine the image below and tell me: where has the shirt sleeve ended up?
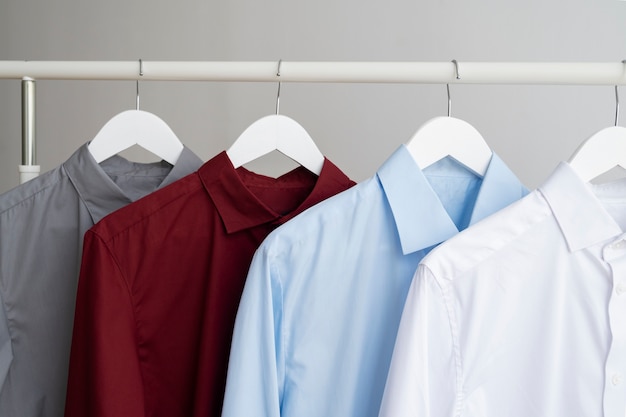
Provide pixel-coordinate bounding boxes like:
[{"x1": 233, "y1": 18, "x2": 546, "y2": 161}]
[
  {"x1": 378, "y1": 264, "x2": 459, "y2": 417},
  {"x1": 65, "y1": 231, "x2": 145, "y2": 417},
  {"x1": 221, "y1": 245, "x2": 284, "y2": 417}
]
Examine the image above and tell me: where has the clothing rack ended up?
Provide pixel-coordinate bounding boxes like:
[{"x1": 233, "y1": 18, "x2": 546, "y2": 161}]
[
  {"x1": 2, "y1": 60, "x2": 626, "y2": 183},
  {"x1": 2, "y1": 61, "x2": 626, "y2": 83}
]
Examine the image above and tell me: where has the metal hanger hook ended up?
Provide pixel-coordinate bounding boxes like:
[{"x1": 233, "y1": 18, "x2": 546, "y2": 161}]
[
  {"x1": 447, "y1": 60, "x2": 461, "y2": 117},
  {"x1": 616, "y1": 60, "x2": 626, "y2": 127},
  {"x1": 276, "y1": 59, "x2": 282, "y2": 115},
  {"x1": 136, "y1": 59, "x2": 143, "y2": 111},
  {"x1": 452, "y1": 59, "x2": 460, "y2": 80},
  {"x1": 447, "y1": 84, "x2": 452, "y2": 117},
  {"x1": 615, "y1": 85, "x2": 620, "y2": 127}
]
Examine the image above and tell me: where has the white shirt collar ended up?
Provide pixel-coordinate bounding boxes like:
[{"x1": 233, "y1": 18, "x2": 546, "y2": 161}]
[{"x1": 539, "y1": 162, "x2": 624, "y2": 252}]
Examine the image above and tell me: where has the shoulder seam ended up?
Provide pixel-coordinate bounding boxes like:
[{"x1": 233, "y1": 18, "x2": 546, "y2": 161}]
[{"x1": 0, "y1": 172, "x2": 62, "y2": 217}]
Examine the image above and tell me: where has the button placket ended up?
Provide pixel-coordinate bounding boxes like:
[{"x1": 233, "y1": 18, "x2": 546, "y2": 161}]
[{"x1": 603, "y1": 242, "x2": 626, "y2": 416}]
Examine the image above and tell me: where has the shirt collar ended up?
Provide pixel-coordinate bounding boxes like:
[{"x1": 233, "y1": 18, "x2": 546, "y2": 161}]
[
  {"x1": 469, "y1": 152, "x2": 529, "y2": 225},
  {"x1": 539, "y1": 162, "x2": 623, "y2": 252},
  {"x1": 159, "y1": 146, "x2": 204, "y2": 188},
  {"x1": 377, "y1": 145, "x2": 526, "y2": 255},
  {"x1": 200, "y1": 151, "x2": 354, "y2": 234},
  {"x1": 64, "y1": 143, "x2": 202, "y2": 224}
]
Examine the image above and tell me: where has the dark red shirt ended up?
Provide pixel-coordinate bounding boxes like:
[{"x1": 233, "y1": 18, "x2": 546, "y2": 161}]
[{"x1": 65, "y1": 152, "x2": 355, "y2": 417}]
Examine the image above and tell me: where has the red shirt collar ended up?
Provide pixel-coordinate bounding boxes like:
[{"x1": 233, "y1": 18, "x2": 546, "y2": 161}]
[{"x1": 199, "y1": 151, "x2": 354, "y2": 234}]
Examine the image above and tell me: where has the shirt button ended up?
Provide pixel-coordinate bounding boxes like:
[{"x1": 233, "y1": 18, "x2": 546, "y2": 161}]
[
  {"x1": 612, "y1": 373, "x2": 623, "y2": 386},
  {"x1": 617, "y1": 284, "x2": 626, "y2": 296}
]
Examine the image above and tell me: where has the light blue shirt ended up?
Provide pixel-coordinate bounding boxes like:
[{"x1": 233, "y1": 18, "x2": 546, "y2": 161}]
[{"x1": 221, "y1": 145, "x2": 527, "y2": 417}]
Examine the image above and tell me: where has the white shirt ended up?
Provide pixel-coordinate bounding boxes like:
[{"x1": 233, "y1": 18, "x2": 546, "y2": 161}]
[{"x1": 379, "y1": 162, "x2": 626, "y2": 417}]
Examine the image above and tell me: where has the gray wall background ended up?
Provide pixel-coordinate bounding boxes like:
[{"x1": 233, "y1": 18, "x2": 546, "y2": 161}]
[{"x1": 1, "y1": 0, "x2": 626, "y2": 195}]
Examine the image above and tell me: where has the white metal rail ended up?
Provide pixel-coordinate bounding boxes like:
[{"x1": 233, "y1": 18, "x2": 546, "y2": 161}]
[
  {"x1": 2, "y1": 61, "x2": 625, "y2": 183},
  {"x1": 1, "y1": 61, "x2": 626, "y2": 84}
]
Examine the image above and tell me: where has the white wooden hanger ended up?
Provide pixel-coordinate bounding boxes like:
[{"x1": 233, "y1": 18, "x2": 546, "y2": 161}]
[
  {"x1": 569, "y1": 85, "x2": 626, "y2": 182},
  {"x1": 88, "y1": 60, "x2": 184, "y2": 165},
  {"x1": 226, "y1": 60, "x2": 324, "y2": 175},
  {"x1": 406, "y1": 60, "x2": 492, "y2": 177}
]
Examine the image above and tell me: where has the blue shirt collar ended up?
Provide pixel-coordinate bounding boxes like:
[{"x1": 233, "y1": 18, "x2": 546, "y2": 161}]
[
  {"x1": 377, "y1": 145, "x2": 527, "y2": 255},
  {"x1": 469, "y1": 152, "x2": 528, "y2": 225}
]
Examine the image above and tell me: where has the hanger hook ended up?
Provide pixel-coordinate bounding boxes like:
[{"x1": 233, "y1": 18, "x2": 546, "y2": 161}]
[
  {"x1": 615, "y1": 60, "x2": 626, "y2": 127},
  {"x1": 615, "y1": 85, "x2": 620, "y2": 127},
  {"x1": 447, "y1": 60, "x2": 460, "y2": 117},
  {"x1": 446, "y1": 84, "x2": 451, "y2": 117},
  {"x1": 136, "y1": 59, "x2": 143, "y2": 111},
  {"x1": 452, "y1": 59, "x2": 460, "y2": 80},
  {"x1": 275, "y1": 59, "x2": 283, "y2": 115}
]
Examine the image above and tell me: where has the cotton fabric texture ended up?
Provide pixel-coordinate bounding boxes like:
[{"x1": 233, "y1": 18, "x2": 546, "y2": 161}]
[
  {"x1": 379, "y1": 162, "x2": 626, "y2": 417},
  {"x1": 0, "y1": 144, "x2": 202, "y2": 417},
  {"x1": 65, "y1": 151, "x2": 355, "y2": 417},
  {"x1": 222, "y1": 145, "x2": 527, "y2": 417}
]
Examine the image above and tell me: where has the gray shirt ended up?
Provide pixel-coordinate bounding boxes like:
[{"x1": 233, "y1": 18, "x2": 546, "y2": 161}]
[{"x1": 0, "y1": 143, "x2": 203, "y2": 417}]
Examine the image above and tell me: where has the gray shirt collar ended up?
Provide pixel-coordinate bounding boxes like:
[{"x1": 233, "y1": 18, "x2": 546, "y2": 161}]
[{"x1": 64, "y1": 143, "x2": 202, "y2": 223}]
